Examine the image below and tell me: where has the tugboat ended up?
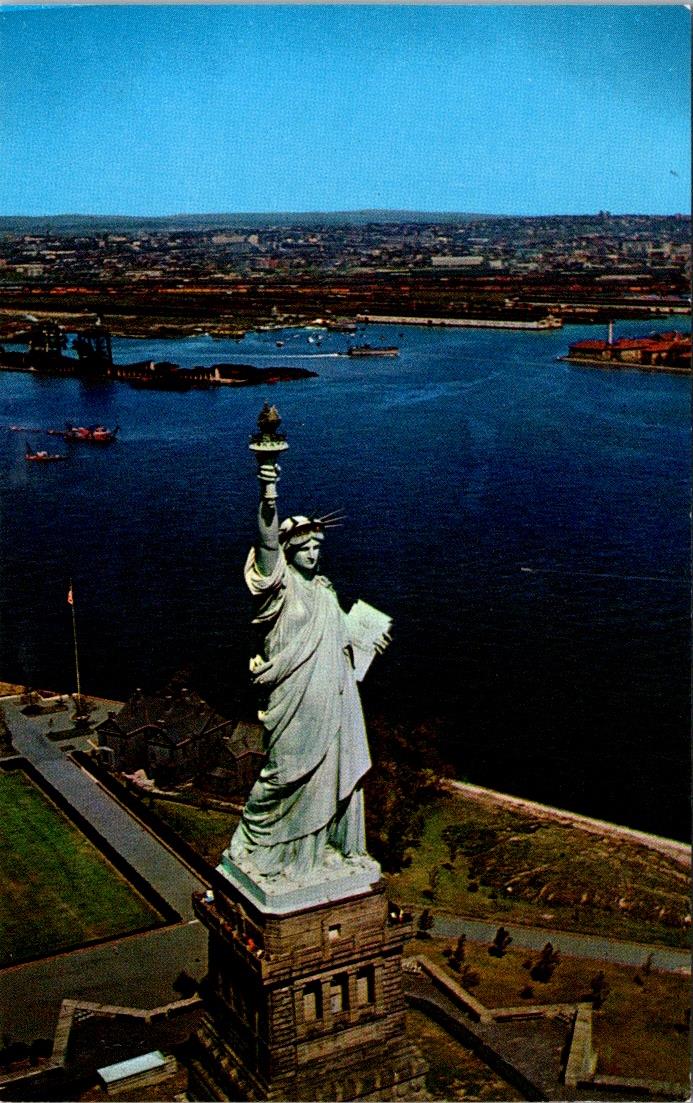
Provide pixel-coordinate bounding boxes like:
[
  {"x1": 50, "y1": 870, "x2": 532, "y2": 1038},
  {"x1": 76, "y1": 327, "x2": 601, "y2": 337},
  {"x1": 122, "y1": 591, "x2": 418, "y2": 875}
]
[{"x1": 25, "y1": 442, "x2": 66, "y2": 462}]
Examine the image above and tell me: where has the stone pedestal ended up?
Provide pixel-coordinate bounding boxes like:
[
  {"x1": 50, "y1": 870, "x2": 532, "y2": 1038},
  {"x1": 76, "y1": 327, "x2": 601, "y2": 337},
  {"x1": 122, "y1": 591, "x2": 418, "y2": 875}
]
[{"x1": 187, "y1": 869, "x2": 427, "y2": 1101}]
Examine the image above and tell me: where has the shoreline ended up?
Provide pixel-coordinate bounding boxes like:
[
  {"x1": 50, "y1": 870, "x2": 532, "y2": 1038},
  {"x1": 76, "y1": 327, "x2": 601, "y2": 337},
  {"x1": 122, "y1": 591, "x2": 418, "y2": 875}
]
[
  {"x1": 2, "y1": 304, "x2": 690, "y2": 344},
  {"x1": 557, "y1": 355, "x2": 690, "y2": 376},
  {"x1": 441, "y1": 779, "x2": 690, "y2": 867}
]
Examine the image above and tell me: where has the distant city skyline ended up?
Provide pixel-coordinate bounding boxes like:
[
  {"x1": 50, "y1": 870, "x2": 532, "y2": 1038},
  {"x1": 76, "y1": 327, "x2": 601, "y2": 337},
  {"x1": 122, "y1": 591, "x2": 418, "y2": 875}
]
[{"x1": 0, "y1": 5, "x2": 689, "y2": 218}]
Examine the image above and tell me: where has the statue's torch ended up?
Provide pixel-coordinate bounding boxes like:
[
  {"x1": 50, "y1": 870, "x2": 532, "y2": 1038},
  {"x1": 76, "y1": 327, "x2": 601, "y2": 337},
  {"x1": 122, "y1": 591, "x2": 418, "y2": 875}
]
[{"x1": 249, "y1": 403, "x2": 289, "y2": 502}]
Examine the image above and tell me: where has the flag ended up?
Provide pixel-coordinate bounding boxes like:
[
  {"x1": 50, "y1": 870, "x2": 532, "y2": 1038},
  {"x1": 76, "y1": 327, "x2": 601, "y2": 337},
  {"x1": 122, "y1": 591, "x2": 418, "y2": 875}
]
[{"x1": 67, "y1": 585, "x2": 73, "y2": 606}]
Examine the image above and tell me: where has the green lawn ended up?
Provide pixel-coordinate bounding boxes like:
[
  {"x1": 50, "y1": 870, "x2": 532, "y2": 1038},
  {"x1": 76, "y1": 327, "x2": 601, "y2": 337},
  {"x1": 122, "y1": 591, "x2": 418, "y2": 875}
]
[
  {"x1": 415, "y1": 938, "x2": 690, "y2": 1085},
  {"x1": 151, "y1": 799, "x2": 239, "y2": 865},
  {"x1": 0, "y1": 771, "x2": 161, "y2": 965},
  {"x1": 386, "y1": 795, "x2": 691, "y2": 948}
]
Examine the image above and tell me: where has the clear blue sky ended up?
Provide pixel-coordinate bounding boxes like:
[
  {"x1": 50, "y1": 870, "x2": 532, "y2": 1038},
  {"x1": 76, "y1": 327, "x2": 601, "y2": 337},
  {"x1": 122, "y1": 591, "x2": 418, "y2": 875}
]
[{"x1": 0, "y1": 5, "x2": 689, "y2": 216}]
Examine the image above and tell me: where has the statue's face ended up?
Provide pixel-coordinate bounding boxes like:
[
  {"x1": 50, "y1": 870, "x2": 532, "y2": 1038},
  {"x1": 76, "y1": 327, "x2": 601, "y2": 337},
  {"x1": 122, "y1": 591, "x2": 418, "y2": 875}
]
[{"x1": 290, "y1": 538, "x2": 322, "y2": 576}]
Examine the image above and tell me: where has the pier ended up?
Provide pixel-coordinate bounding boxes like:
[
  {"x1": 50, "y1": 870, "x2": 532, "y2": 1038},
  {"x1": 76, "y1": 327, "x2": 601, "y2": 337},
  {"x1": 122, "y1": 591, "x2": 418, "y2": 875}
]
[{"x1": 355, "y1": 313, "x2": 563, "y2": 330}]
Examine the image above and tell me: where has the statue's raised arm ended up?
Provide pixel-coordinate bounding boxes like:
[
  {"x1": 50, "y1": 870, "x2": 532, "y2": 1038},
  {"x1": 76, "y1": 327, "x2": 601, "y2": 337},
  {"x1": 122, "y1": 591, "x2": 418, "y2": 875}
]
[
  {"x1": 249, "y1": 403, "x2": 286, "y2": 577},
  {"x1": 255, "y1": 472, "x2": 280, "y2": 577}
]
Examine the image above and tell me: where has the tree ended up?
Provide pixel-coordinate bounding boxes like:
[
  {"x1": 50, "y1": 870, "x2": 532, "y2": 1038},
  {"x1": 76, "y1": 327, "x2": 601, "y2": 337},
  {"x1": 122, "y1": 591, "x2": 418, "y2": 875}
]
[
  {"x1": 416, "y1": 907, "x2": 434, "y2": 939},
  {"x1": 29, "y1": 1039, "x2": 52, "y2": 1066},
  {"x1": 0, "y1": 1040, "x2": 29, "y2": 1067},
  {"x1": 675, "y1": 1006, "x2": 691, "y2": 1035},
  {"x1": 441, "y1": 825, "x2": 462, "y2": 865},
  {"x1": 172, "y1": 970, "x2": 198, "y2": 998},
  {"x1": 589, "y1": 971, "x2": 610, "y2": 1010},
  {"x1": 447, "y1": 935, "x2": 466, "y2": 972},
  {"x1": 530, "y1": 942, "x2": 561, "y2": 982},
  {"x1": 488, "y1": 926, "x2": 513, "y2": 958},
  {"x1": 452, "y1": 934, "x2": 466, "y2": 964},
  {"x1": 458, "y1": 964, "x2": 481, "y2": 991},
  {"x1": 423, "y1": 865, "x2": 441, "y2": 901},
  {"x1": 363, "y1": 713, "x2": 451, "y2": 873}
]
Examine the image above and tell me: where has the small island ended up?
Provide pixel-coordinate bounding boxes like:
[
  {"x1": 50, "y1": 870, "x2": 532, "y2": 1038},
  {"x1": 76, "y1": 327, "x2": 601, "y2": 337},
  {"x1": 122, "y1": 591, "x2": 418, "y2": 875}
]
[
  {"x1": 560, "y1": 329, "x2": 691, "y2": 374},
  {"x1": 0, "y1": 320, "x2": 318, "y2": 390}
]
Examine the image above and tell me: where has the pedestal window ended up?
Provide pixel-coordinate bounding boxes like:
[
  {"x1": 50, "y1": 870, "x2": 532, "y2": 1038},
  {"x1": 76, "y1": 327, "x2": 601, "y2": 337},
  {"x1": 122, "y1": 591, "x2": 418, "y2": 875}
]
[
  {"x1": 302, "y1": 980, "x2": 323, "y2": 1022},
  {"x1": 356, "y1": 965, "x2": 375, "y2": 1006},
  {"x1": 330, "y1": 973, "x2": 349, "y2": 1014}
]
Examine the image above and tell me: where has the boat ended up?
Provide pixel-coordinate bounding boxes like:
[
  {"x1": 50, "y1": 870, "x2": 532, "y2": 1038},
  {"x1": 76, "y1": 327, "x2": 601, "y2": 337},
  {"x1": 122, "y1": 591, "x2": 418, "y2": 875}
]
[
  {"x1": 346, "y1": 345, "x2": 399, "y2": 358},
  {"x1": 59, "y1": 423, "x2": 120, "y2": 443},
  {"x1": 25, "y1": 442, "x2": 66, "y2": 462}
]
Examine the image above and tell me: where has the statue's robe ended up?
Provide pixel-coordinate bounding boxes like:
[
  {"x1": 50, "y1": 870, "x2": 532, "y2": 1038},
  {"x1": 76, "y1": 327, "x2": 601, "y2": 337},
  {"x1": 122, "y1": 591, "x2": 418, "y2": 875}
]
[{"x1": 229, "y1": 548, "x2": 371, "y2": 878}]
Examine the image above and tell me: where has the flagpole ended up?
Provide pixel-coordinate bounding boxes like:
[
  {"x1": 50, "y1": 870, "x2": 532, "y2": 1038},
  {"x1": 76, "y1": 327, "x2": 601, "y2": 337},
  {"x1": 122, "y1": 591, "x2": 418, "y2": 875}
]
[{"x1": 68, "y1": 580, "x2": 82, "y2": 713}]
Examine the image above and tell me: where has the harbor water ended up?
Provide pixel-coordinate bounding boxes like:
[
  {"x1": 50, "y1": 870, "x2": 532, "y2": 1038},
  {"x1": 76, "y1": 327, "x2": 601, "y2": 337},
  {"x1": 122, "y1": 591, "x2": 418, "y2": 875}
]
[{"x1": 0, "y1": 319, "x2": 689, "y2": 840}]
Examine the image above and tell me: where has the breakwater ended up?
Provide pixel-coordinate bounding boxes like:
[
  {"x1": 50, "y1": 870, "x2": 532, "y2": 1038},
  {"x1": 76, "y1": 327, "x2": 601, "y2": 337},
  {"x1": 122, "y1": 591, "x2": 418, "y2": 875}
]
[{"x1": 355, "y1": 312, "x2": 563, "y2": 329}]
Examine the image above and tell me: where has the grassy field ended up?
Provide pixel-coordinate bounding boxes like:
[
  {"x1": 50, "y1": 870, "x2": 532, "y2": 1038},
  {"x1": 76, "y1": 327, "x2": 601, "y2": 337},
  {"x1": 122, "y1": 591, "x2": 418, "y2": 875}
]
[
  {"x1": 386, "y1": 794, "x2": 691, "y2": 948},
  {"x1": 150, "y1": 798, "x2": 239, "y2": 865},
  {"x1": 0, "y1": 771, "x2": 161, "y2": 965},
  {"x1": 413, "y1": 937, "x2": 690, "y2": 1085}
]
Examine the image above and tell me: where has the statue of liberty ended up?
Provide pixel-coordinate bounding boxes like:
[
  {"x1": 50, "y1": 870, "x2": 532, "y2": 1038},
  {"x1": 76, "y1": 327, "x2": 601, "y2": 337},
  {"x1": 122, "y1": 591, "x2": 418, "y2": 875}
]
[{"x1": 223, "y1": 406, "x2": 390, "y2": 890}]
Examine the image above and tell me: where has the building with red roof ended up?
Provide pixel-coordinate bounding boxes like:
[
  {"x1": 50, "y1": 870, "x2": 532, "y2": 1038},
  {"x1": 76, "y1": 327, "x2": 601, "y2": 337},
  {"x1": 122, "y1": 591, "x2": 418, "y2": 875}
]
[{"x1": 567, "y1": 330, "x2": 691, "y2": 370}]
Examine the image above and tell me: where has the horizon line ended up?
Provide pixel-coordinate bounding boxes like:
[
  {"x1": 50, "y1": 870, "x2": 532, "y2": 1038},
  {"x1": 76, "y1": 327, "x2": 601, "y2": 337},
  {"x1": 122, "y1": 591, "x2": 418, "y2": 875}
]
[{"x1": 0, "y1": 208, "x2": 690, "y2": 221}]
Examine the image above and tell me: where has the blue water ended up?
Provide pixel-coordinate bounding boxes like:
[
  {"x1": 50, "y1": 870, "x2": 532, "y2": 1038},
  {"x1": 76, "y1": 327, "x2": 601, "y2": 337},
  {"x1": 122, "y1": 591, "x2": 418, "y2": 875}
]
[{"x1": 0, "y1": 320, "x2": 689, "y2": 839}]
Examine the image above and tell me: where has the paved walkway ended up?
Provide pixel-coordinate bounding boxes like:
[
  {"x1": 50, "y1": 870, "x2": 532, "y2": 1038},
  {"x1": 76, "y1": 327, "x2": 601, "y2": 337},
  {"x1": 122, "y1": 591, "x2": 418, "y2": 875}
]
[
  {"x1": 1, "y1": 696, "x2": 206, "y2": 918},
  {"x1": 0, "y1": 921, "x2": 208, "y2": 1044},
  {"x1": 429, "y1": 914, "x2": 690, "y2": 974}
]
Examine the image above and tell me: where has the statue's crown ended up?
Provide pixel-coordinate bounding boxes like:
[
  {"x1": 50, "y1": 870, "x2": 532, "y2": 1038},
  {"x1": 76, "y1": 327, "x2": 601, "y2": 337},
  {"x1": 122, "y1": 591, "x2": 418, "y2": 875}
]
[
  {"x1": 278, "y1": 516, "x2": 325, "y2": 547},
  {"x1": 278, "y1": 512, "x2": 344, "y2": 548}
]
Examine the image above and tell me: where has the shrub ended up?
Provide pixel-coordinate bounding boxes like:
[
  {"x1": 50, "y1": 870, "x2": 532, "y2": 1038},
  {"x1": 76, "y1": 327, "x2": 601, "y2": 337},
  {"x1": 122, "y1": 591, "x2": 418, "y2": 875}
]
[
  {"x1": 589, "y1": 970, "x2": 610, "y2": 1010},
  {"x1": 488, "y1": 926, "x2": 512, "y2": 958},
  {"x1": 173, "y1": 970, "x2": 198, "y2": 998},
  {"x1": 458, "y1": 964, "x2": 481, "y2": 991},
  {"x1": 416, "y1": 907, "x2": 434, "y2": 939},
  {"x1": 530, "y1": 942, "x2": 561, "y2": 983}
]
